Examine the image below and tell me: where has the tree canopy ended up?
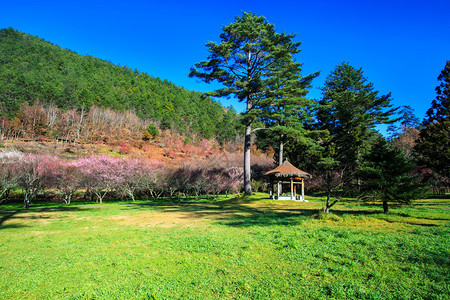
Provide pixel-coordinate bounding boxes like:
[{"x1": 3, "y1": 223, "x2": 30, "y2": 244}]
[{"x1": 316, "y1": 62, "x2": 398, "y2": 172}]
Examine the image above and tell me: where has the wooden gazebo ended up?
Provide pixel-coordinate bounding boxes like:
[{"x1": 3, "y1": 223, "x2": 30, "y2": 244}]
[{"x1": 265, "y1": 161, "x2": 312, "y2": 201}]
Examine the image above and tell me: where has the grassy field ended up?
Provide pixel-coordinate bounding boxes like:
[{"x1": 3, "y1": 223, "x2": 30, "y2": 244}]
[{"x1": 0, "y1": 194, "x2": 449, "y2": 299}]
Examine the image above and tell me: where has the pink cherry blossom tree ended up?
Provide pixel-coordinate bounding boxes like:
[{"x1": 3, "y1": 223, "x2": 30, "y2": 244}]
[
  {"x1": 139, "y1": 161, "x2": 169, "y2": 201},
  {"x1": 56, "y1": 163, "x2": 83, "y2": 205},
  {"x1": 70, "y1": 155, "x2": 126, "y2": 203},
  {"x1": 116, "y1": 158, "x2": 161, "y2": 202},
  {"x1": 15, "y1": 154, "x2": 62, "y2": 209},
  {"x1": 0, "y1": 151, "x2": 23, "y2": 202}
]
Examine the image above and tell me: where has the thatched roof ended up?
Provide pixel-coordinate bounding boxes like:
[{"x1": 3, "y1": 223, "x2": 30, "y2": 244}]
[{"x1": 265, "y1": 161, "x2": 312, "y2": 179}]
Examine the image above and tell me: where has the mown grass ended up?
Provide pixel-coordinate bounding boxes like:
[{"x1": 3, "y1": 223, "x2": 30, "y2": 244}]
[{"x1": 0, "y1": 194, "x2": 449, "y2": 299}]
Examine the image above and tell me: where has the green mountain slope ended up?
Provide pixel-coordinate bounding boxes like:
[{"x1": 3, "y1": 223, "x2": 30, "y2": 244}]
[{"x1": 0, "y1": 27, "x2": 240, "y2": 139}]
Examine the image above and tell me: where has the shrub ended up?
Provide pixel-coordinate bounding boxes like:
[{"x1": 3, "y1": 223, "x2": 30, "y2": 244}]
[{"x1": 143, "y1": 124, "x2": 159, "y2": 140}]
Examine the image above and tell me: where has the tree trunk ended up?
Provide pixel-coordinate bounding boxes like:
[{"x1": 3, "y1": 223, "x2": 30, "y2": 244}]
[
  {"x1": 279, "y1": 139, "x2": 284, "y2": 166},
  {"x1": 24, "y1": 193, "x2": 30, "y2": 210},
  {"x1": 383, "y1": 201, "x2": 389, "y2": 213},
  {"x1": 244, "y1": 120, "x2": 252, "y2": 195},
  {"x1": 323, "y1": 177, "x2": 339, "y2": 213},
  {"x1": 324, "y1": 192, "x2": 330, "y2": 213},
  {"x1": 75, "y1": 105, "x2": 85, "y2": 143}
]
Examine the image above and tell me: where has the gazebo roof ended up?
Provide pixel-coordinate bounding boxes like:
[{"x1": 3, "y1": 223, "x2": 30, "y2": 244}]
[{"x1": 265, "y1": 160, "x2": 312, "y2": 179}]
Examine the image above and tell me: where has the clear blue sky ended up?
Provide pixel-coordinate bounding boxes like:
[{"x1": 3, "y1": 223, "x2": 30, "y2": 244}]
[{"x1": 1, "y1": 0, "x2": 449, "y2": 124}]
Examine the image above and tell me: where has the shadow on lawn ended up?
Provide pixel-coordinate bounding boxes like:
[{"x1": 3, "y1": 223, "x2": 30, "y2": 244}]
[
  {"x1": 0, "y1": 211, "x2": 25, "y2": 229},
  {"x1": 121, "y1": 199, "x2": 383, "y2": 227},
  {"x1": 214, "y1": 205, "x2": 383, "y2": 227},
  {"x1": 121, "y1": 198, "x2": 447, "y2": 228},
  {"x1": 2, "y1": 197, "x2": 446, "y2": 229},
  {"x1": 0, "y1": 206, "x2": 85, "y2": 230}
]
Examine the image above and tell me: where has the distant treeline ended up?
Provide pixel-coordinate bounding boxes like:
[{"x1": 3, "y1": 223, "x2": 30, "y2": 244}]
[{"x1": 0, "y1": 28, "x2": 242, "y2": 141}]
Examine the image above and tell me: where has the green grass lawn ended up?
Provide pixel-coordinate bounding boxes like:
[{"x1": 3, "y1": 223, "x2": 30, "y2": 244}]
[{"x1": 0, "y1": 194, "x2": 449, "y2": 299}]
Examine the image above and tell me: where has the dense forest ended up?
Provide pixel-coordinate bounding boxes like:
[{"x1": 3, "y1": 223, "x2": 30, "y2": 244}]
[{"x1": 0, "y1": 27, "x2": 241, "y2": 140}]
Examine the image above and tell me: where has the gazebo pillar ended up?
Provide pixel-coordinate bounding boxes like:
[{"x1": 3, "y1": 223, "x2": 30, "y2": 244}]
[
  {"x1": 301, "y1": 178, "x2": 305, "y2": 201},
  {"x1": 269, "y1": 176, "x2": 273, "y2": 198},
  {"x1": 277, "y1": 180, "x2": 280, "y2": 199},
  {"x1": 290, "y1": 177, "x2": 294, "y2": 200}
]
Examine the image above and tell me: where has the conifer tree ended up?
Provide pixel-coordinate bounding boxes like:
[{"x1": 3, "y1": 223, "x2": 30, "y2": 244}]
[
  {"x1": 360, "y1": 137, "x2": 419, "y2": 213},
  {"x1": 315, "y1": 62, "x2": 398, "y2": 212},
  {"x1": 259, "y1": 70, "x2": 319, "y2": 165},
  {"x1": 190, "y1": 12, "x2": 306, "y2": 194},
  {"x1": 415, "y1": 61, "x2": 450, "y2": 178}
]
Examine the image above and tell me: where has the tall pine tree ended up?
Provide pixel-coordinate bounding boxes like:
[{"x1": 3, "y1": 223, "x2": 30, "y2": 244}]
[
  {"x1": 315, "y1": 62, "x2": 398, "y2": 212},
  {"x1": 190, "y1": 12, "x2": 306, "y2": 194},
  {"x1": 258, "y1": 66, "x2": 319, "y2": 165},
  {"x1": 415, "y1": 61, "x2": 450, "y2": 179}
]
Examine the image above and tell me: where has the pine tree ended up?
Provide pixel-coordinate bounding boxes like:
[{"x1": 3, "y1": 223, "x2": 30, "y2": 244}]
[
  {"x1": 315, "y1": 62, "x2": 398, "y2": 212},
  {"x1": 190, "y1": 12, "x2": 305, "y2": 194},
  {"x1": 259, "y1": 70, "x2": 319, "y2": 165},
  {"x1": 415, "y1": 61, "x2": 450, "y2": 178},
  {"x1": 360, "y1": 137, "x2": 419, "y2": 213}
]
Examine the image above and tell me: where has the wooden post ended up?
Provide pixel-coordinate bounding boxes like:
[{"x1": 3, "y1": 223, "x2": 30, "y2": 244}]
[
  {"x1": 290, "y1": 177, "x2": 294, "y2": 200},
  {"x1": 301, "y1": 178, "x2": 305, "y2": 201},
  {"x1": 277, "y1": 180, "x2": 280, "y2": 199},
  {"x1": 294, "y1": 183, "x2": 297, "y2": 200},
  {"x1": 269, "y1": 177, "x2": 273, "y2": 199}
]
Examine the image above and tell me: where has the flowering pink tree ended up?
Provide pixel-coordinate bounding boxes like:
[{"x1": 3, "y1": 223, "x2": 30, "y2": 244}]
[
  {"x1": 116, "y1": 158, "x2": 162, "y2": 202},
  {"x1": 0, "y1": 151, "x2": 23, "y2": 202},
  {"x1": 15, "y1": 154, "x2": 62, "y2": 209},
  {"x1": 70, "y1": 156, "x2": 170, "y2": 203},
  {"x1": 185, "y1": 168, "x2": 209, "y2": 200},
  {"x1": 204, "y1": 171, "x2": 228, "y2": 198},
  {"x1": 140, "y1": 161, "x2": 169, "y2": 201},
  {"x1": 70, "y1": 155, "x2": 126, "y2": 203},
  {"x1": 56, "y1": 163, "x2": 83, "y2": 205},
  {"x1": 169, "y1": 167, "x2": 209, "y2": 200},
  {"x1": 224, "y1": 167, "x2": 244, "y2": 195}
]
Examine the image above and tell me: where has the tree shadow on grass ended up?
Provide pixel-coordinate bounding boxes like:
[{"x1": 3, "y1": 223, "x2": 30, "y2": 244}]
[
  {"x1": 0, "y1": 206, "x2": 85, "y2": 230},
  {"x1": 0, "y1": 211, "x2": 26, "y2": 229},
  {"x1": 119, "y1": 200, "x2": 385, "y2": 228},
  {"x1": 3, "y1": 198, "x2": 446, "y2": 229},
  {"x1": 213, "y1": 205, "x2": 386, "y2": 227},
  {"x1": 136, "y1": 200, "x2": 447, "y2": 228}
]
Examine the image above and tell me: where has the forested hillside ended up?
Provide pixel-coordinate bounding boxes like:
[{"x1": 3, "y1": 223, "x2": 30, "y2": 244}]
[{"x1": 0, "y1": 27, "x2": 240, "y2": 139}]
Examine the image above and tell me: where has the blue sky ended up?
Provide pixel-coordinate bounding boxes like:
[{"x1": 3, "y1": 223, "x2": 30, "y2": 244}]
[{"x1": 1, "y1": 0, "x2": 449, "y2": 124}]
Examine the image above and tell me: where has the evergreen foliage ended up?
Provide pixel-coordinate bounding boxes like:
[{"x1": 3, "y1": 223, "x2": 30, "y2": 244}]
[
  {"x1": 313, "y1": 62, "x2": 398, "y2": 212},
  {"x1": 359, "y1": 137, "x2": 420, "y2": 213},
  {"x1": 316, "y1": 62, "x2": 398, "y2": 172},
  {"x1": 414, "y1": 61, "x2": 450, "y2": 178},
  {"x1": 258, "y1": 65, "x2": 320, "y2": 165},
  {"x1": 0, "y1": 27, "x2": 240, "y2": 140},
  {"x1": 144, "y1": 124, "x2": 159, "y2": 140}
]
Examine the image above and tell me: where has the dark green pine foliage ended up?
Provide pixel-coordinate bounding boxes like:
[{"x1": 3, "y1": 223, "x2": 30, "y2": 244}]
[
  {"x1": 0, "y1": 27, "x2": 240, "y2": 140},
  {"x1": 315, "y1": 62, "x2": 398, "y2": 212},
  {"x1": 258, "y1": 62, "x2": 320, "y2": 165},
  {"x1": 414, "y1": 61, "x2": 450, "y2": 179},
  {"x1": 190, "y1": 12, "x2": 304, "y2": 194},
  {"x1": 317, "y1": 62, "x2": 397, "y2": 179},
  {"x1": 359, "y1": 137, "x2": 419, "y2": 213}
]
